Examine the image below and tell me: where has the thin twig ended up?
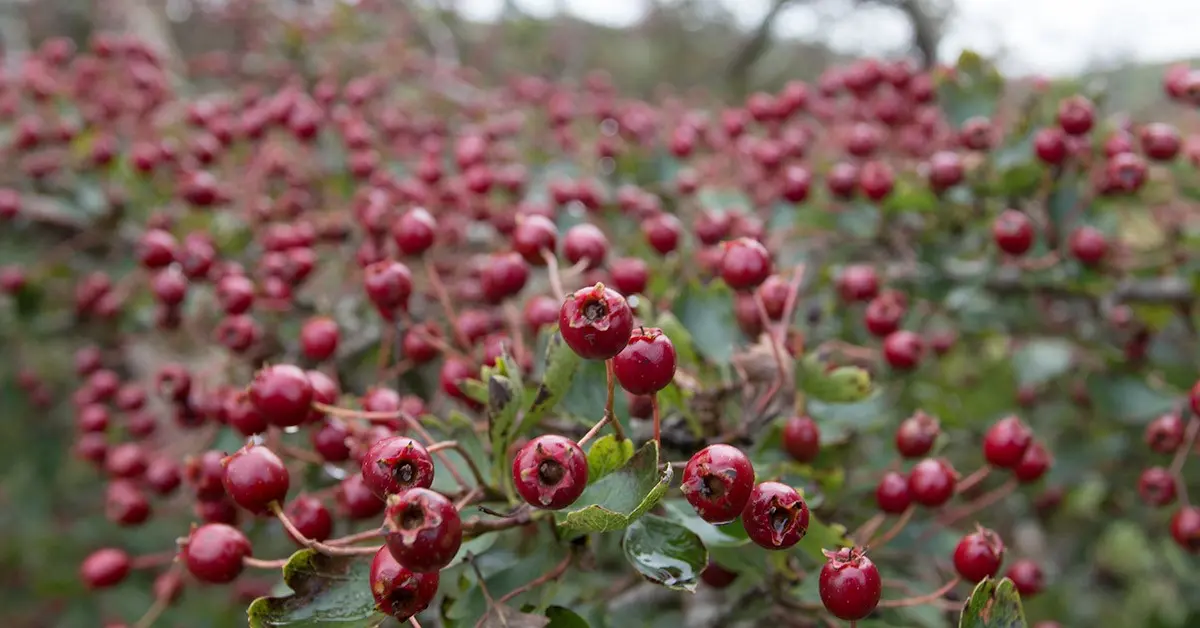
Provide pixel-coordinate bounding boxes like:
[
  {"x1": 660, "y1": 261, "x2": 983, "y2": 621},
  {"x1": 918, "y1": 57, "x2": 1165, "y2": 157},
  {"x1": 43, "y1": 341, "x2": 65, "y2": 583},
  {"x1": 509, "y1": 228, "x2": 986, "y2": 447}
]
[
  {"x1": 775, "y1": 263, "x2": 806, "y2": 347},
  {"x1": 497, "y1": 552, "x2": 572, "y2": 604},
  {"x1": 243, "y1": 556, "x2": 289, "y2": 569},
  {"x1": 877, "y1": 577, "x2": 961, "y2": 608},
  {"x1": 326, "y1": 528, "x2": 384, "y2": 547},
  {"x1": 955, "y1": 467, "x2": 991, "y2": 495},
  {"x1": 425, "y1": 263, "x2": 470, "y2": 350},
  {"x1": 604, "y1": 358, "x2": 627, "y2": 442},
  {"x1": 542, "y1": 249, "x2": 566, "y2": 302},
  {"x1": 271, "y1": 502, "x2": 380, "y2": 556},
  {"x1": 651, "y1": 393, "x2": 661, "y2": 444},
  {"x1": 938, "y1": 478, "x2": 1018, "y2": 526},
  {"x1": 869, "y1": 505, "x2": 915, "y2": 550}
]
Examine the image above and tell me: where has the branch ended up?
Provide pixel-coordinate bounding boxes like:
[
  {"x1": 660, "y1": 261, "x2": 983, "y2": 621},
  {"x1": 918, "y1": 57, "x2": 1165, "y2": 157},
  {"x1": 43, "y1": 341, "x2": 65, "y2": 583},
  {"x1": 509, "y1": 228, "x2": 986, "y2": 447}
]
[{"x1": 725, "y1": 0, "x2": 794, "y2": 97}]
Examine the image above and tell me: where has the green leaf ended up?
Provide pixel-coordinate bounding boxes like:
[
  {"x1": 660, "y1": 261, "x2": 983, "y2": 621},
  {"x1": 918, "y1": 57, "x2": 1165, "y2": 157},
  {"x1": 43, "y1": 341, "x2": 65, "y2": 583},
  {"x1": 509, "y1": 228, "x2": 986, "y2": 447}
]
[
  {"x1": 937, "y1": 50, "x2": 1005, "y2": 128},
  {"x1": 655, "y1": 311, "x2": 700, "y2": 367},
  {"x1": 486, "y1": 371, "x2": 521, "y2": 496},
  {"x1": 1011, "y1": 338, "x2": 1074, "y2": 386},
  {"x1": 523, "y1": 330, "x2": 582, "y2": 430},
  {"x1": 807, "y1": 391, "x2": 894, "y2": 442},
  {"x1": 1047, "y1": 171, "x2": 1083, "y2": 236},
  {"x1": 461, "y1": 378, "x2": 489, "y2": 405},
  {"x1": 792, "y1": 513, "x2": 851, "y2": 563},
  {"x1": 246, "y1": 550, "x2": 383, "y2": 627},
  {"x1": 661, "y1": 501, "x2": 750, "y2": 548},
  {"x1": 557, "y1": 440, "x2": 672, "y2": 535},
  {"x1": 958, "y1": 577, "x2": 1028, "y2": 628},
  {"x1": 622, "y1": 515, "x2": 707, "y2": 592},
  {"x1": 479, "y1": 604, "x2": 551, "y2": 628},
  {"x1": 796, "y1": 352, "x2": 873, "y2": 403},
  {"x1": 560, "y1": 359, "x2": 631, "y2": 433},
  {"x1": 586, "y1": 434, "x2": 635, "y2": 482},
  {"x1": 545, "y1": 605, "x2": 591, "y2": 628},
  {"x1": 1085, "y1": 374, "x2": 1179, "y2": 425},
  {"x1": 675, "y1": 280, "x2": 738, "y2": 364}
]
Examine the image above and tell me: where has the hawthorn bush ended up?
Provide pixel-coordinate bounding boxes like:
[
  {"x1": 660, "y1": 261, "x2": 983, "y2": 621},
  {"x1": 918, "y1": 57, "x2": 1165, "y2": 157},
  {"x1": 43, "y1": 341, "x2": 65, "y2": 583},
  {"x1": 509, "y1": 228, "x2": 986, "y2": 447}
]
[{"x1": 2, "y1": 6, "x2": 1199, "y2": 628}]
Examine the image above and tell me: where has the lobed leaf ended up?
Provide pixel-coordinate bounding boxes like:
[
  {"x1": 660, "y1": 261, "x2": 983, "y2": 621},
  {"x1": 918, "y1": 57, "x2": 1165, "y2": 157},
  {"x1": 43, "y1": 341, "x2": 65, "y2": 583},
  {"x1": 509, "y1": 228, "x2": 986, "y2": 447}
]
[
  {"x1": 622, "y1": 515, "x2": 707, "y2": 592},
  {"x1": 958, "y1": 577, "x2": 1028, "y2": 628},
  {"x1": 557, "y1": 440, "x2": 672, "y2": 535},
  {"x1": 585, "y1": 434, "x2": 635, "y2": 483},
  {"x1": 246, "y1": 550, "x2": 382, "y2": 628}
]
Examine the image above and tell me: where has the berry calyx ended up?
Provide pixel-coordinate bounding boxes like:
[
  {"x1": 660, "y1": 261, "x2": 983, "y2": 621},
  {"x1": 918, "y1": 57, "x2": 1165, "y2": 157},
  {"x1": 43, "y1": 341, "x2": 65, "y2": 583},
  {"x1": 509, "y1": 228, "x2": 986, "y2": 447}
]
[
  {"x1": 680, "y1": 444, "x2": 756, "y2": 524},
  {"x1": 819, "y1": 547, "x2": 882, "y2": 621},
  {"x1": 953, "y1": 526, "x2": 1005, "y2": 582},
  {"x1": 384, "y1": 488, "x2": 463, "y2": 573},
  {"x1": 361, "y1": 437, "x2": 435, "y2": 499},
  {"x1": 182, "y1": 523, "x2": 252, "y2": 584},
  {"x1": 907, "y1": 458, "x2": 957, "y2": 507},
  {"x1": 719, "y1": 237, "x2": 773, "y2": 291},
  {"x1": 742, "y1": 481, "x2": 809, "y2": 550},
  {"x1": 781, "y1": 415, "x2": 820, "y2": 463},
  {"x1": 558, "y1": 283, "x2": 634, "y2": 361},
  {"x1": 369, "y1": 546, "x2": 440, "y2": 619},
  {"x1": 221, "y1": 444, "x2": 290, "y2": 513},
  {"x1": 512, "y1": 434, "x2": 588, "y2": 510},
  {"x1": 982, "y1": 415, "x2": 1033, "y2": 468},
  {"x1": 612, "y1": 327, "x2": 678, "y2": 395},
  {"x1": 248, "y1": 364, "x2": 313, "y2": 428}
]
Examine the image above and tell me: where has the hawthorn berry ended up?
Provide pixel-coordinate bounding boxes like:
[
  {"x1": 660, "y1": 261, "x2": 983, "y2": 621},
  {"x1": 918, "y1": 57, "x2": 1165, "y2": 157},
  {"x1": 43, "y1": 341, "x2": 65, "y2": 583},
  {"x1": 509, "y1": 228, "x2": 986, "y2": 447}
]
[
  {"x1": 105, "y1": 480, "x2": 151, "y2": 526},
  {"x1": 609, "y1": 257, "x2": 649, "y2": 296},
  {"x1": 80, "y1": 548, "x2": 131, "y2": 589},
  {"x1": 1189, "y1": 380, "x2": 1200, "y2": 416},
  {"x1": 392, "y1": 207, "x2": 437, "y2": 256},
  {"x1": 512, "y1": 434, "x2": 588, "y2": 510},
  {"x1": 895, "y1": 411, "x2": 939, "y2": 458},
  {"x1": 361, "y1": 437, "x2": 435, "y2": 499},
  {"x1": 562, "y1": 223, "x2": 609, "y2": 270},
  {"x1": 248, "y1": 364, "x2": 313, "y2": 428},
  {"x1": 384, "y1": 488, "x2": 463, "y2": 573},
  {"x1": 742, "y1": 481, "x2": 809, "y2": 550},
  {"x1": 182, "y1": 523, "x2": 252, "y2": 584},
  {"x1": 221, "y1": 444, "x2": 290, "y2": 512},
  {"x1": 1068, "y1": 226, "x2": 1108, "y2": 266},
  {"x1": 557, "y1": 283, "x2": 634, "y2": 361},
  {"x1": 819, "y1": 547, "x2": 882, "y2": 621},
  {"x1": 1013, "y1": 441, "x2": 1052, "y2": 483},
  {"x1": 1137, "y1": 467, "x2": 1177, "y2": 507},
  {"x1": 680, "y1": 444, "x2": 756, "y2": 524},
  {"x1": 993, "y1": 210, "x2": 1034, "y2": 255},
  {"x1": 363, "y1": 260, "x2": 414, "y2": 315},
  {"x1": 1170, "y1": 506, "x2": 1200, "y2": 553},
  {"x1": 719, "y1": 237, "x2": 772, "y2": 291},
  {"x1": 612, "y1": 327, "x2": 677, "y2": 395},
  {"x1": 700, "y1": 562, "x2": 739, "y2": 588},
  {"x1": 336, "y1": 473, "x2": 386, "y2": 520},
  {"x1": 882, "y1": 330, "x2": 924, "y2": 370},
  {"x1": 144, "y1": 457, "x2": 182, "y2": 495},
  {"x1": 300, "y1": 316, "x2": 340, "y2": 361},
  {"x1": 511, "y1": 214, "x2": 558, "y2": 265},
  {"x1": 864, "y1": 294, "x2": 904, "y2": 337},
  {"x1": 983, "y1": 415, "x2": 1033, "y2": 468},
  {"x1": 907, "y1": 458, "x2": 957, "y2": 507},
  {"x1": 369, "y1": 546, "x2": 440, "y2": 619},
  {"x1": 1005, "y1": 559, "x2": 1044, "y2": 597},
  {"x1": 953, "y1": 526, "x2": 1005, "y2": 582},
  {"x1": 1057, "y1": 95, "x2": 1095, "y2": 136},
  {"x1": 1033, "y1": 127, "x2": 1068, "y2": 165},
  {"x1": 782, "y1": 416, "x2": 820, "y2": 463},
  {"x1": 875, "y1": 471, "x2": 912, "y2": 514}
]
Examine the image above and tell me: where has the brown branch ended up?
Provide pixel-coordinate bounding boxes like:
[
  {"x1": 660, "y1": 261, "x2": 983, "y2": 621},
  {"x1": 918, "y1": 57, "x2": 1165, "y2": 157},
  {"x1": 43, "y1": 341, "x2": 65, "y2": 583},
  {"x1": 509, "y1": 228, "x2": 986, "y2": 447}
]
[{"x1": 725, "y1": 0, "x2": 795, "y2": 97}]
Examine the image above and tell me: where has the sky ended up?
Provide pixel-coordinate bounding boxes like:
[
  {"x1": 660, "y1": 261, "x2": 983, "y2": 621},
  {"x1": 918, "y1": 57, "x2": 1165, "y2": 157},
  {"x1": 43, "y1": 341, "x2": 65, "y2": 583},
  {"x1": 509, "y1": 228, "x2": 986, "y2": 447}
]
[{"x1": 453, "y1": 0, "x2": 1200, "y2": 77}]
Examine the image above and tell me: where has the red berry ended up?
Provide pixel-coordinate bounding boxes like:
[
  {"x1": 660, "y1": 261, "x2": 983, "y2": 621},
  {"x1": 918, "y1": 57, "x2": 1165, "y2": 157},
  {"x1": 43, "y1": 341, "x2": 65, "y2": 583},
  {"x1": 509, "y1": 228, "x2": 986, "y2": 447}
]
[
  {"x1": 216, "y1": 275, "x2": 255, "y2": 315},
  {"x1": 1005, "y1": 559, "x2": 1044, "y2": 597},
  {"x1": 361, "y1": 436, "x2": 435, "y2": 499},
  {"x1": 896, "y1": 411, "x2": 939, "y2": 458},
  {"x1": 369, "y1": 546, "x2": 439, "y2": 619},
  {"x1": 782, "y1": 416, "x2": 820, "y2": 463},
  {"x1": 480, "y1": 252, "x2": 530, "y2": 304},
  {"x1": 993, "y1": 210, "x2": 1035, "y2": 255},
  {"x1": 907, "y1": 458, "x2": 957, "y2": 507},
  {"x1": 225, "y1": 391, "x2": 268, "y2": 436},
  {"x1": 512, "y1": 214, "x2": 558, "y2": 265},
  {"x1": 1170, "y1": 506, "x2": 1200, "y2": 553},
  {"x1": 558, "y1": 283, "x2": 634, "y2": 360},
  {"x1": 1033, "y1": 127, "x2": 1068, "y2": 165},
  {"x1": 643, "y1": 213, "x2": 682, "y2": 255},
  {"x1": 137, "y1": 229, "x2": 178, "y2": 269},
  {"x1": 612, "y1": 327, "x2": 677, "y2": 395},
  {"x1": 680, "y1": 444, "x2": 756, "y2": 524},
  {"x1": 1145, "y1": 413, "x2": 1185, "y2": 454},
  {"x1": 221, "y1": 444, "x2": 290, "y2": 512},
  {"x1": 858, "y1": 160, "x2": 894, "y2": 200},
  {"x1": 186, "y1": 450, "x2": 228, "y2": 500},
  {"x1": 1057, "y1": 95, "x2": 1094, "y2": 136},
  {"x1": 562, "y1": 223, "x2": 609, "y2": 270},
  {"x1": 1137, "y1": 466, "x2": 1177, "y2": 507},
  {"x1": 875, "y1": 471, "x2": 912, "y2": 514},
  {"x1": 106, "y1": 443, "x2": 147, "y2": 479},
  {"x1": 105, "y1": 480, "x2": 151, "y2": 526},
  {"x1": 953, "y1": 526, "x2": 1005, "y2": 582},
  {"x1": 81, "y1": 548, "x2": 131, "y2": 589},
  {"x1": 756, "y1": 275, "x2": 789, "y2": 320},
  {"x1": 700, "y1": 562, "x2": 738, "y2": 588},
  {"x1": 249, "y1": 364, "x2": 313, "y2": 428},
  {"x1": 438, "y1": 357, "x2": 479, "y2": 406},
  {"x1": 882, "y1": 330, "x2": 924, "y2": 370},
  {"x1": 392, "y1": 207, "x2": 437, "y2": 256},
  {"x1": 837, "y1": 265, "x2": 879, "y2": 302},
  {"x1": 1013, "y1": 441, "x2": 1052, "y2": 483},
  {"x1": 384, "y1": 488, "x2": 463, "y2": 572},
  {"x1": 182, "y1": 523, "x2": 252, "y2": 584},
  {"x1": 1068, "y1": 226, "x2": 1108, "y2": 266},
  {"x1": 609, "y1": 257, "x2": 649, "y2": 296},
  {"x1": 864, "y1": 295, "x2": 904, "y2": 337},
  {"x1": 819, "y1": 547, "x2": 882, "y2": 621},
  {"x1": 512, "y1": 434, "x2": 588, "y2": 510},
  {"x1": 283, "y1": 496, "x2": 333, "y2": 544},
  {"x1": 983, "y1": 415, "x2": 1033, "y2": 468},
  {"x1": 337, "y1": 473, "x2": 386, "y2": 520},
  {"x1": 742, "y1": 481, "x2": 809, "y2": 550},
  {"x1": 402, "y1": 324, "x2": 442, "y2": 364},
  {"x1": 300, "y1": 317, "x2": 340, "y2": 361},
  {"x1": 1140, "y1": 123, "x2": 1181, "y2": 161},
  {"x1": 363, "y1": 260, "x2": 413, "y2": 315},
  {"x1": 145, "y1": 457, "x2": 182, "y2": 495},
  {"x1": 719, "y1": 237, "x2": 772, "y2": 291}
]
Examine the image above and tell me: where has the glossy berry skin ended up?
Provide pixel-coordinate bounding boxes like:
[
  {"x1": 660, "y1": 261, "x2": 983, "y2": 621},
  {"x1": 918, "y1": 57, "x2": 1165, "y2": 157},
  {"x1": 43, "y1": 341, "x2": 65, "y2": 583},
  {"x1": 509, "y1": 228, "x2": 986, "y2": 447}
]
[
  {"x1": 221, "y1": 444, "x2": 290, "y2": 513},
  {"x1": 1145, "y1": 413, "x2": 1185, "y2": 454},
  {"x1": 337, "y1": 473, "x2": 386, "y2": 520},
  {"x1": 953, "y1": 527, "x2": 1005, "y2": 582},
  {"x1": 370, "y1": 546, "x2": 440, "y2": 619},
  {"x1": 384, "y1": 488, "x2": 463, "y2": 573},
  {"x1": 558, "y1": 283, "x2": 634, "y2": 360},
  {"x1": 182, "y1": 523, "x2": 252, "y2": 584},
  {"x1": 481, "y1": 252, "x2": 531, "y2": 304},
  {"x1": 562, "y1": 223, "x2": 609, "y2": 270},
  {"x1": 875, "y1": 471, "x2": 913, "y2": 514},
  {"x1": 283, "y1": 495, "x2": 333, "y2": 544},
  {"x1": 864, "y1": 295, "x2": 904, "y2": 337},
  {"x1": 1069, "y1": 226, "x2": 1108, "y2": 266},
  {"x1": 643, "y1": 213, "x2": 682, "y2": 255},
  {"x1": 1057, "y1": 95, "x2": 1095, "y2": 136},
  {"x1": 392, "y1": 208, "x2": 437, "y2": 257},
  {"x1": 300, "y1": 317, "x2": 340, "y2": 361},
  {"x1": 1033, "y1": 127, "x2": 1068, "y2": 165},
  {"x1": 249, "y1": 365, "x2": 313, "y2": 428},
  {"x1": 907, "y1": 458, "x2": 957, "y2": 507},
  {"x1": 719, "y1": 237, "x2": 773, "y2": 291},
  {"x1": 1137, "y1": 466, "x2": 1177, "y2": 507},
  {"x1": 983, "y1": 415, "x2": 1033, "y2": 468},
  {"x1": 609, "y1": 257, "x2": 649, "y2": 296},
  {"x1": 363, "y1": 260, "x2": 414, "y2": 314},
  {"x1": 1005, "y1": 559, "x2": 1044, "y2": 597},
  {"x1": 361, "y1": 437, "x2": 435, "y2": 500},
  {"x1": 512, "y1": 214, "x2": 558, "y2": 265},
  {"x1": 896, "y1": 411, "x2": 939, "y2": 458},
  {"x1": 992, "y1": 210, "x2": 1034, "y2": 256},
  {"x1": 1170, "y1": 506, "x2": 1200, "y2": 553},
  {"x1": 882, "y1": 330, "x2": 924, "y2": 370},
  {"x1": 612, "y1": 328, "x2": 677, "y2": 395},
  {"x1": 512, "y1": 434, "x2": 588, "y2": 510},
  {"x1": 819, "y1": 547, "x2": 882, "y2": 621},
  {"x1": 782, "y1": 416, "x2": 820, "y2": 463},
  {"x1": 1013, "y1": 441, "x2": 1052, "y2": 483},
  {"x1": 742, "y1": 481, "x2": 809, "y2": 550},
  {"x1": 700, "y1": 562, "x2": 738, "y2": 588},
  {"x1": 836, "y1": 265, "x2": 879, "y2": 302},
  {"x1": 81, "y1": 548, "x2": 131, "y2": 589},
  {"x1": 680, "y1": 444, "x2": 756, "y2": 524}
]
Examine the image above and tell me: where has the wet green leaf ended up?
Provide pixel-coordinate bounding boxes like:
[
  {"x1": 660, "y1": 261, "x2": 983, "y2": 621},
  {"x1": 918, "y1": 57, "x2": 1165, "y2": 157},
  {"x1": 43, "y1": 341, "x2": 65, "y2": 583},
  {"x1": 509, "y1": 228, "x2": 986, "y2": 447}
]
[
  {"x1": 585, "y1": 434, "x2": 635, "y2": 483},
  {"x1": 246, "y1": 550, "x2": 382, "y2": 627},
  {"x1": 622, "y1": 515, "x2": 707, "y2": 592},
  {"x1": 557, "y1": 441, "x2": 671, "y2": 535},
  {"x1": 545, "y1": 605, "x2": 590, "y2": 627}
]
